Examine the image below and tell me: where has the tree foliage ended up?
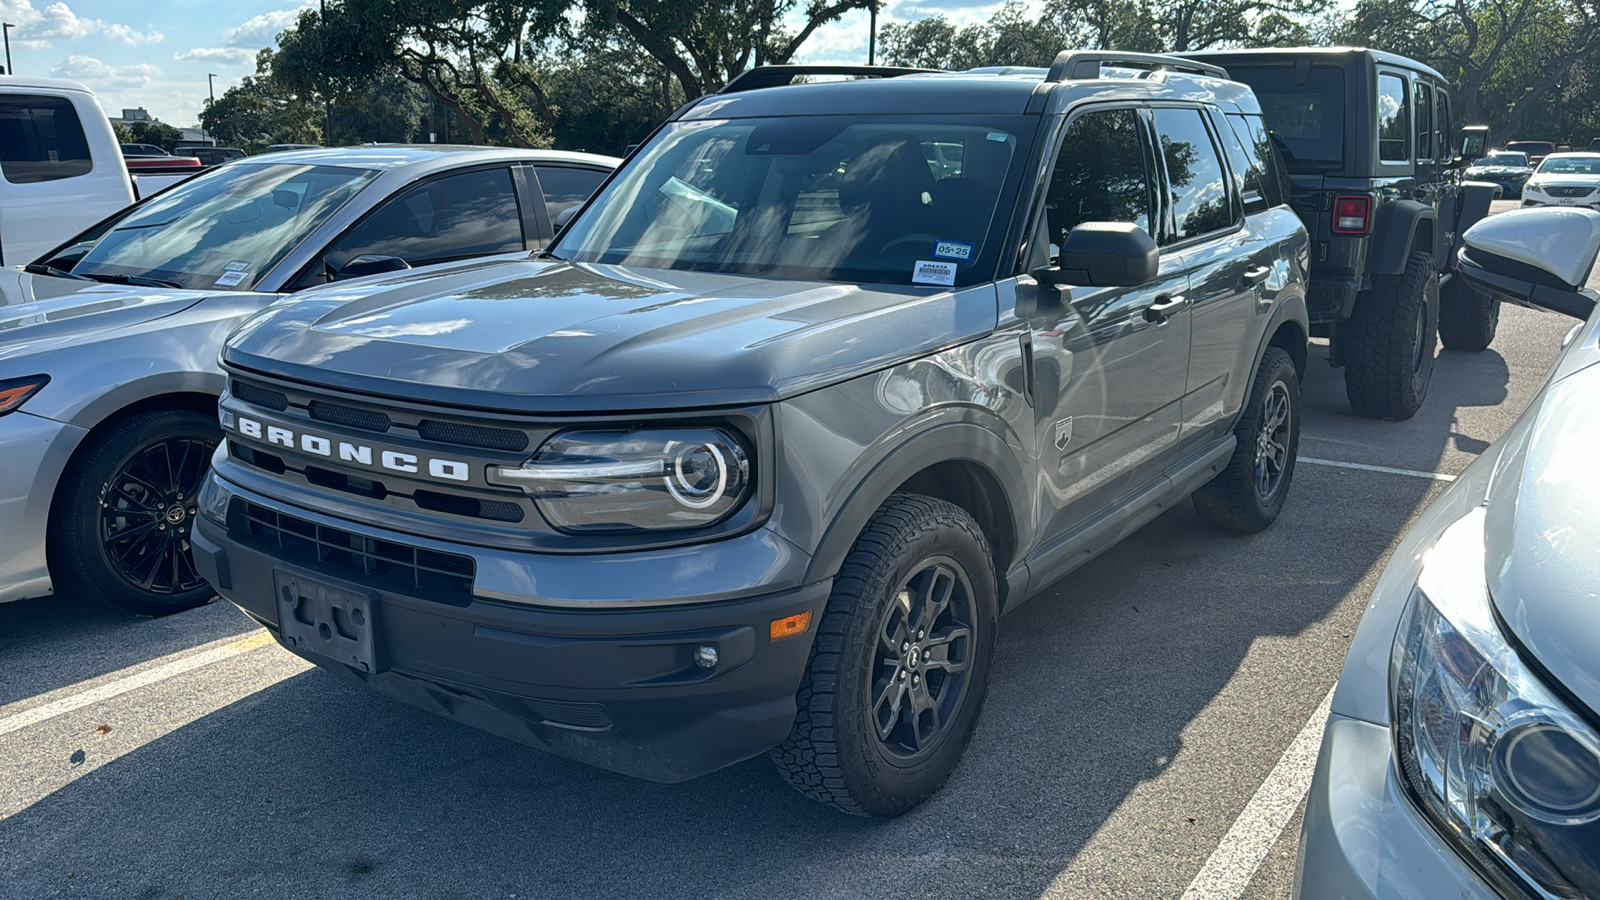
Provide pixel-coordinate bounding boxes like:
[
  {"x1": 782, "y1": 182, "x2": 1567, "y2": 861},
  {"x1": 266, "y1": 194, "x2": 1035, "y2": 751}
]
[{"x1": 114, "y1": 121, "x2": 186, "y2": 152}]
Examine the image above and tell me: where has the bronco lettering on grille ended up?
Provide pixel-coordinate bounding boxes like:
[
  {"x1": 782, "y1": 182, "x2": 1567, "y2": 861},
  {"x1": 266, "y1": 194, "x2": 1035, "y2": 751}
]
[{"x1": 227, "y1": 415, "x2": 471, "y2": 482}]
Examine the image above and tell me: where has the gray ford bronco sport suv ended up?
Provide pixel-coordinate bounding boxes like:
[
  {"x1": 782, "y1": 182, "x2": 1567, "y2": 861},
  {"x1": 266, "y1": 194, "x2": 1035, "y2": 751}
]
[
  {"x1": 195, "y1": 53, "x2": 1311, "y2": 817},
  {"x1": 1186, "y1": 48, "x2": 1496, "y2": 419}
]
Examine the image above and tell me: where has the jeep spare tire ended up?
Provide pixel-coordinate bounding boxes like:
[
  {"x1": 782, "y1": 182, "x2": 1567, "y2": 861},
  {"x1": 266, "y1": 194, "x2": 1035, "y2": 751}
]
[{"x1": 1342, "y1": 251, "x2": 1438, "y2": 420}]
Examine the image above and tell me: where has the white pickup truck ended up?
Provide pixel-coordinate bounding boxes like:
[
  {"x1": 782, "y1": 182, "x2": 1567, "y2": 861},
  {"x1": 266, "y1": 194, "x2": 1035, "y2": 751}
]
[{"x1": 0, "y1": 77, "x2": 195, "y2": 267}]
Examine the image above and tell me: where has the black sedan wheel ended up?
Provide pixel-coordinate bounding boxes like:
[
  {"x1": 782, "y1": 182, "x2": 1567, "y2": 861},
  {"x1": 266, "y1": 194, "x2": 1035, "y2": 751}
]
[{"x1": 49, "y1": 410, "x2": 220, "y2": 615}]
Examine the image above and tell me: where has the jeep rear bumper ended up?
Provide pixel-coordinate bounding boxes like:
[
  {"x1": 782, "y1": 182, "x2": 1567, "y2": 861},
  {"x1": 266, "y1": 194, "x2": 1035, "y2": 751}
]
[
  {"x1": 1307, "y1": 275, "x2": 1360, "y2": 322},
  {"x1": 191, "y1": 481, "x2": 830, "y2": 784}
]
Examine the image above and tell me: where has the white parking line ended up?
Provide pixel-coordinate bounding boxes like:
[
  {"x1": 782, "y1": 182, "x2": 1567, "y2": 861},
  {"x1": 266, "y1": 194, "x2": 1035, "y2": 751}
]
[
  {"x1": 1300, "y1": 456, "x2": 1457, "y2": 482},
  {"x1": 1180, "y1": 686, "x2": 1335, "y2": 900},
  {"x1": 0, "y1": 631, "x2": 276, "y2": 737}
]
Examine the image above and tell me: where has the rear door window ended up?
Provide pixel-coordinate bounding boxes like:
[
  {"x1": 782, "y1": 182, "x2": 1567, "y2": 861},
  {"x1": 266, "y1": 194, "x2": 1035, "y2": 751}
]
[
  {"x1": 1378, "y1": 73, "x2": 1410, "y2": 163},
  {"x1": 0, "y1": 94, "x2": 93, "y2": 184},
  {"x1": 1414, "y1": 81, "x2": 1434, "y2": 161},
  {"x1": 1152, "y1": 107, "x2": 1236, "y2": 242}
]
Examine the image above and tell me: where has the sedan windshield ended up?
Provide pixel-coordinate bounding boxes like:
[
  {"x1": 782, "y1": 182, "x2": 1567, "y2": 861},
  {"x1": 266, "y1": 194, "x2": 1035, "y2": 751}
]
[
  {"x1": 1536, "y1": 156, "x2": 1600, "y2": 175},
  {"x1": 70, "y1": 163, "x2": 377, "y2": 291},
  {"x1": 1478, "y1": 152, "x2": 1529, "y2": 167},
  {"x1": 552, "y1": 116, "x2": 1031, "y2": 287}
]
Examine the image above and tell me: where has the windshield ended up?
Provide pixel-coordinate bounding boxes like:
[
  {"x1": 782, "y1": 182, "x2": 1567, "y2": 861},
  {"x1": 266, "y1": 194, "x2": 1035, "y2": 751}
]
[
  {"x1": 1478, "y1": 152, "x2": 1529, "y2": 167},
  {"x1": 1536, "y1": 156, "x2": 1600, "y2": 175},
  {"x1": 1225, "y1": 66, "x2": 1345, "y2": 170},
  {"x1": 552, "y1": 116, "x2": 1031, "y2": 287},
  {"x1": 1507, "y1": 142, "x2": 1554, "y2": 155},
  {"x1": 70, "y1": 162, "x2": 377, "y2": 291}
]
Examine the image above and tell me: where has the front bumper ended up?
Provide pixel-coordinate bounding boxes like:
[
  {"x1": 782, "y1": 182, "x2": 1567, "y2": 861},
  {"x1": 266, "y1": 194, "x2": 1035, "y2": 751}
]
[
  {"x1": 1522, "y1": 192, "x2": 1600, "y2": 209},
  {"x1": 1295, "y1": 714, "x2": 1500, "y2": 899},
  {"x1": 0, "y1": 411, "x2": 88, "y2": 603},
  {"x1": 191, "y1": 479, "x2": 831, "y2": 784}
]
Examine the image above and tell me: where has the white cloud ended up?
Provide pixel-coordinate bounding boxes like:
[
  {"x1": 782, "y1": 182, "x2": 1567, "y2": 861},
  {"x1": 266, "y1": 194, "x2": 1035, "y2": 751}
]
[
  {"x1": 104, "y1": 23, "x2": 164, "y2": 47},
  {"x1": 49, "y1": 54, "x2": 159, "y2": 91},
  {"x1": 224, "y1": 5, "x2": 313, "y2": 49},
  {"x1": 0, "y1": 1, "x2": 163, "y2": 49},
  {"x1": 174, "y1": 46, "x2": 256, "y2": 65}
]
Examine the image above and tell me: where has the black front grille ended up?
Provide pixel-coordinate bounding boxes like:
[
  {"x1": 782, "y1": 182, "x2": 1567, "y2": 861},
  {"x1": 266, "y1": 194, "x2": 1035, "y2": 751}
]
[
  {"x1": 1546, "y1": 186, "x2": 1595, "y2": 198},
  {"x1": 232, "y1": 500, "x2": 475, "y2": 606},
  {"x1": 522, "y1": 698, "x2": 614, "y2": 731},
  {"x1": 418, "y1": 419, "x2": 529, "y2": 452},
  {"x1": 309, "y1": 400, "x2": 393, "y2": 433},
  {"x1": 413, "y1": 490, "x2": 525, "y2": 522},
  {"x1": 232, "y1": 380, "x2": 288, "y2": 411}
]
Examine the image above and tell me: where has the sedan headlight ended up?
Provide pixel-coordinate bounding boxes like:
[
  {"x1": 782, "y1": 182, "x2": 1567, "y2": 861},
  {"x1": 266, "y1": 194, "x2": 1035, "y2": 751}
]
[
  {"x1": 489, "y1": 428, "x2": 752, "y2": 533},
  {"x1": 1392, "y1": 508, "x2": 1600, "y2": 898},
  {"x1": 0, "y1": 374, "x2": 50, "y2": 416}
]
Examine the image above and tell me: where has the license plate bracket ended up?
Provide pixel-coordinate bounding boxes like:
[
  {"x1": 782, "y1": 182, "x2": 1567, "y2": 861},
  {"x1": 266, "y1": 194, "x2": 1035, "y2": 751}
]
[{"x1": 274, "y1": 570, "x2": 380, "y2": 673}]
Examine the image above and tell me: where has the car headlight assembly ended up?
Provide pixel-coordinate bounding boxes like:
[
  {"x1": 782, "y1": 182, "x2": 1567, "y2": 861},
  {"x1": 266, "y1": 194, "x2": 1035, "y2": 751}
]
[
  {"x1": 489, "y1": 428, "x2": 752, "y2": 533},
  {"x1": 1391, "y1": 508, "x2": 1600, "y2": 899},
  {"x1": 0, "y1": 374, "x2": 50, "y2": 416}
]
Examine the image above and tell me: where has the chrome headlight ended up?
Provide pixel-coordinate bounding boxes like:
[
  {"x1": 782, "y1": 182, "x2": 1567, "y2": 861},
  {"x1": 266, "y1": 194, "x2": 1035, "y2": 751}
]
[
  {"x1": 489, "y1": 428, "x2": 752, "y2": 533},
  {"x1": 1392, "y1": 508, "x2": 1600, "y2": 898}
]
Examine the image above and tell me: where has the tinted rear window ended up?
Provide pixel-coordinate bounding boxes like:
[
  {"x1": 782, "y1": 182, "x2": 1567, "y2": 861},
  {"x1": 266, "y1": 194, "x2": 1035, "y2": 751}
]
[
  {"x1": 0, "y1": 94, "x2": 93, "y2": 184},
  {"x1": 1225, "y1": 66, "x2": 1345, "y2": 170}
]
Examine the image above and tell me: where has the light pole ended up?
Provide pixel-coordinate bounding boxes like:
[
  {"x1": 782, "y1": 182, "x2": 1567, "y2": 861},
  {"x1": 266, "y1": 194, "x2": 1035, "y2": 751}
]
[
  {"x1": 867, "y1": 1, "x2": 877, "y2": 65},
  {"x1": 208, "y1": 73, "x2": 216, "y2": 105},
  {"x1": 3, "y1": 23, "x2": 14, "y2": 76},
  {"x1": 320, "y1": 0, "x2": 332, "y2": 143}
]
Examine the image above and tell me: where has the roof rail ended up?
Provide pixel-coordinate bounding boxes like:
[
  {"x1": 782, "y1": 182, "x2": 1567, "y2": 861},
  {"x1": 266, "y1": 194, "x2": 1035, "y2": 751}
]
[
  {"x1": 1045, "y1": 51, "x2": 1229, "y2": 83},
  {"x1": 719, "y1": 65, "x2": 940, "y2": 94}
]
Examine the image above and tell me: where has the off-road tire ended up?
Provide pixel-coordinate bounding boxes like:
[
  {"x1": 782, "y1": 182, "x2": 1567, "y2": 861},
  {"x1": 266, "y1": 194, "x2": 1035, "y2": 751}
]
[
  {"x1": 1437, "y1": 274, "x2": 1499, "y2": 351},
  {"x1": 1342, "y1": 251, "x2": 1438, "y2": 420},
  {"x1": 48, "y1": 410, "x2": 220, "y2": 616},
  {"x1": 771, "y1": 493, "x2": 998, "y2": 818},
  {"x1": 1192, "y1": 348, "x2": 1299, "y2": 533}
]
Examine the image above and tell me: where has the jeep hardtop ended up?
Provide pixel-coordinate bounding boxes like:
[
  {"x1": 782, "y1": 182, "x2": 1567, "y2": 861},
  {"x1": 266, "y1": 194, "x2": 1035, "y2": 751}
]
[
  {"x1": 195, "y1": 53, "x2": 1311, "y2": 817},
  {"x1": 1186, "y1": 47, "x2": 1498, "y2": 418}
]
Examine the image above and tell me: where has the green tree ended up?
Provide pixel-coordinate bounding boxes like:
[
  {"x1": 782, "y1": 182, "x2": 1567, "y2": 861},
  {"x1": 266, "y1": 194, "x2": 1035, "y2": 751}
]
[
  {"x1": 200, "y1": 49, "x2": 322, "y2": 150},
  {"x1": 117, "y1": 121, "x2": 185, "y2": 152}
]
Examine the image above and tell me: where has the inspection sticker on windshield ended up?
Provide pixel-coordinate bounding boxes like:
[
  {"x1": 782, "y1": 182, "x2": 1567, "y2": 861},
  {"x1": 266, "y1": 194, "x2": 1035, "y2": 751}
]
[
  {"x1": 912, "y1": 260, "x2": 957, "y2": 286},
  {"x1": 932, "y1": 240, "x2": 974, "y2": 261},
  {"x1": 215, "y1": 271, "x2": 249, "y2": 287},
  {"x1": 224, "y1": 260, "x2": 251, "y2": 272}
]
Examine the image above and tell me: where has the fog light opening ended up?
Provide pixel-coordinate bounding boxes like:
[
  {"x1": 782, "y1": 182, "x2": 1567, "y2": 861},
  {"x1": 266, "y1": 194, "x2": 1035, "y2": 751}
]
[{"x1": 692, "y1": 644, "x2": 719, "y2": 669}]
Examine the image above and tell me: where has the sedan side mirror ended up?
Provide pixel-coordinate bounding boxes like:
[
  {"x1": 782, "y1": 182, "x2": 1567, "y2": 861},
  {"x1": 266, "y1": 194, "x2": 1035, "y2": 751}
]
[
  {"x1": 553, "y1": 205, "x2": 579, "y2": 231},
  {"x1": 335, "y1": 254, "x2": 411, "y2": 280},
  {"x1": 1033, "y1": 222, "x2": 1159, "y2": 289},
  {"x1": 1458, "y1": 208, "x2": 1600, "y2": 319}
]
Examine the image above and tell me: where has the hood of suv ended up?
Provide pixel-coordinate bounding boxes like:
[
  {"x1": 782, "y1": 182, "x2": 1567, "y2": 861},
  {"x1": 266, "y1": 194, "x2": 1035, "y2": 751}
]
[
  {"x1": 1485, "y1": 359, "x2": 1600, "y2": 718},
  {"x1": 0, "y1": 268, "x2": 212, "y2": 361},
  {"x1": 222, "y1": 257, "x2": 999, "y2": 412}
]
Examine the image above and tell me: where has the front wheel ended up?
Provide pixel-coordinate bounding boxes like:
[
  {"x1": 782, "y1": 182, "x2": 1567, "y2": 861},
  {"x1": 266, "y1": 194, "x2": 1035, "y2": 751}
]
[
  {"x1": 48, "y1": 410, "x2": 221, "y2": 615},
  {"x1": 1192, "y1": 347, "x2": 1300, "y2": 533},
  {"x1": 771, "y1": 494, "x2": 998, "y2": 818}
]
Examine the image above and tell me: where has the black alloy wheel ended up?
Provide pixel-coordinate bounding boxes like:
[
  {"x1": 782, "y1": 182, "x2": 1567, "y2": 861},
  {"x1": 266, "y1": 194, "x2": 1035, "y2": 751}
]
[
  {"x1": 99, "y1": 436, "x2": 213, "y2": 595},
  {"x1": 1253, "y1": 379, "x2": 1292, "y2": 504},
  {"x1": 869, "y1": 557, "x2": 977, "y2": 763},
  {"x1": 1192, "y1": 347, "x2": 1300, "y2": 534}
]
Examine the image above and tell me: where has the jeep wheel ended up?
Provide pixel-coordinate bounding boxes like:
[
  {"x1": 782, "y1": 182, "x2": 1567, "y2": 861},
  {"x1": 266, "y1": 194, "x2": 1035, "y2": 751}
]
[
  {"x1": 1192, "y1": 347, "x2": 1299, "y2": 533},
  {"x1": 48, "y1": 410, "x2": 220, "y2": 616},
  {"x1": 1342, "y1": 251, "x2": 1438, "y2": 419},
  {"x1": 772, "y1": 493, "x2": 997, "y2": 818},
  {"x1": 1437, "y1": 274, "x2": 1500, "y2": 351}
]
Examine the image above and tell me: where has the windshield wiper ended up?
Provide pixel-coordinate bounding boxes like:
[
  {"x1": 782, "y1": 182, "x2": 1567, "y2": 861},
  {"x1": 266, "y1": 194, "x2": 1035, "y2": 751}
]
[
  {"x1": 76, "y1": 272, "x2": 186, "y2": 289},
  {"x1": 23, "y1": 262, "x2": 94, "y2": 281}
]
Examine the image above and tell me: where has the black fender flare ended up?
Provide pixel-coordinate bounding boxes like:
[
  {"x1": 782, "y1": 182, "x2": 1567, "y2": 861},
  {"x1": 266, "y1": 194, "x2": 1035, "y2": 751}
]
[
  {"x1": 1372, "y1": 200, "x2": 1437, "y2": 276},
  {"x1": 801, "y1": 417, "x2": 1033, "y2": 597}
]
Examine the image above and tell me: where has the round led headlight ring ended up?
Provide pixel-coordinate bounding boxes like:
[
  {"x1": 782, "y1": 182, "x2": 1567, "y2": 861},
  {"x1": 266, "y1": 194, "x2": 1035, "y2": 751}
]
[
  {"x1": 1492, "y1": 717, "x2": 1600, "y2": 824},
  {"x1": 665, "y1": 440, "x2": 729, "y2": 510}
]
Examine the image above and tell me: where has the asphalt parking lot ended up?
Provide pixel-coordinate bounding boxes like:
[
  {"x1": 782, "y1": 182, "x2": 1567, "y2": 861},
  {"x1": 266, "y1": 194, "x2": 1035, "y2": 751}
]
[{"x1": 0, "y1": 201, "x2": 1585, "y2": 900}]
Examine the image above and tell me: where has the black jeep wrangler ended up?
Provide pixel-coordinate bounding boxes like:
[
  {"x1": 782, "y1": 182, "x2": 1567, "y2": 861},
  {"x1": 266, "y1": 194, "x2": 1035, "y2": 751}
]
[{"x1": 1188, "y1": 48, "x2": 1497, "y2": 419}]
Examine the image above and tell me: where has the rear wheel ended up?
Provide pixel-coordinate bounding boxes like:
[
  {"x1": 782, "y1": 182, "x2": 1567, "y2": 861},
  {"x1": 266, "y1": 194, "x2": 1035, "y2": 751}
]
[
  {"x1": 48, "y1": 410, "x2": 220, "y2": 616},
  {"x1": 1342, "y1": 251, "x2": 1437, "y2": 420},
  {"x1": 1192, "y1": 347, "x2": 1300, "y2": 533},
  {"x1": 771, "y1": 493, "x2": 997, "y2": 818},
  {"x1": 1437, "y1": 274, "x2": 1500, "y2": 351}
]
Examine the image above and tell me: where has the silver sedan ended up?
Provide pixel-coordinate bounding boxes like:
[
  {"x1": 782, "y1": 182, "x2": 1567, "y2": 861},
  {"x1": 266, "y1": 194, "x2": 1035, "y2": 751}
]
[{"x1": 0, "y1": 145, "x2": 617, "y2": 614}]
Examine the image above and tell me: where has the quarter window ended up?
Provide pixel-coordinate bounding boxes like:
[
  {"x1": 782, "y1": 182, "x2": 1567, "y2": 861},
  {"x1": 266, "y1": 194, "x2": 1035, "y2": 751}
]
[
  {"x1": 1378, "y1": 74, "x2": 1410, "y2": 163},
  {"x1": 1043, "y1": 108, "x2": 1154, "y2": 247},
  {"x1": 0, "y1": 94, "x2": 92, "y2": 184},
  {"x1": 1152, "y1": 107, "x2": 1236, "y2": 241},
  {"x1": 320, "y1": 167, "x2": 525, "y2": 276}
]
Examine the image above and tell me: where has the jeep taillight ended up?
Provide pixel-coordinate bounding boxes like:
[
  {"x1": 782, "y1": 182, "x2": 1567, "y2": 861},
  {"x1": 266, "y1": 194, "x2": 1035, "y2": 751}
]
[{"x1": 1332, "y1": 195, "x2": 1372, "y2": 235}]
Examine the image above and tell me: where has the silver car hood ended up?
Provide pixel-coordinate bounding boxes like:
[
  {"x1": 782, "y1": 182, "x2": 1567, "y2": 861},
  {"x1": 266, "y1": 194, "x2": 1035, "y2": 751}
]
[
  {"x1": 0, "y1": 268, "x2": 211, "y2": 361},
  {"x1": 1485, "y1": 358, "x2": 1600, "y2": 717}
]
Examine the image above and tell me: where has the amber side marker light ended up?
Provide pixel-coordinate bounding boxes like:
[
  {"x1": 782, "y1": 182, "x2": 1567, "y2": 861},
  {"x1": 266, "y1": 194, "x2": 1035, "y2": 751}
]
[
  {"x1": 770, "y1": 611, "x2": 813, "y2": 641},
  {"x1": 0, "y1": 374, "x2": 50, "y2": 416}
]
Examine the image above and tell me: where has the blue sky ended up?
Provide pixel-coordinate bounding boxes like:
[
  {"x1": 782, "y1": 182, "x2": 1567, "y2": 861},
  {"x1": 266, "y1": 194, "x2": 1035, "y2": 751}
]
[{"x1": 0, "y1": 0, "x2": 1003, "y2": 128}]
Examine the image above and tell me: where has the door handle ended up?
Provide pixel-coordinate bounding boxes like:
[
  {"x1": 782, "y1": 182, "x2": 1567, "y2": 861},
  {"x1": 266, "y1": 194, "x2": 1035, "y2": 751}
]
[
  {"x1": 1242, "y1": 265, "x2": 1271, "y2": 288},
  {"x1": 1145, "y1": 293, "x2": 1187, "y2": 324}
]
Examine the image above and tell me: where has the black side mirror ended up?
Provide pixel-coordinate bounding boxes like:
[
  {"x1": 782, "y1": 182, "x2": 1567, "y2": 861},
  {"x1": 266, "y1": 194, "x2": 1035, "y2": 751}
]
[
  {"x1": 1032, "y1": 222, "x2": 1159, "y2": 290},
  {"x1": 1459, "y1": 126, "x2": 1489, "y2": 162},
  {"x1": 553, "y1": 205, "x2": 579, "y2": 231},
  {"x1": 335, "y1": 254, "x2": 411, "y2": 280}
]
